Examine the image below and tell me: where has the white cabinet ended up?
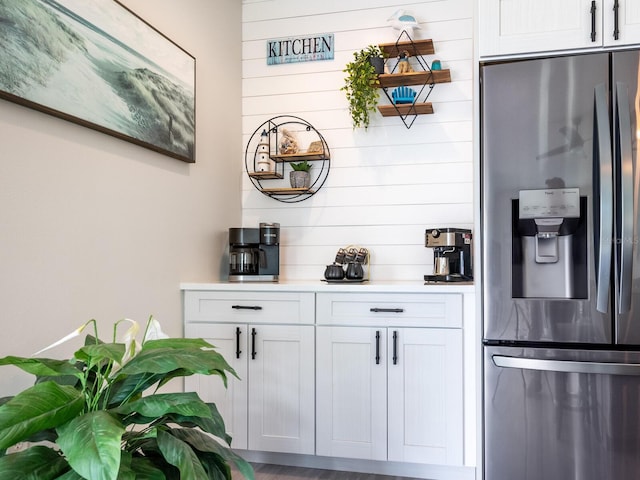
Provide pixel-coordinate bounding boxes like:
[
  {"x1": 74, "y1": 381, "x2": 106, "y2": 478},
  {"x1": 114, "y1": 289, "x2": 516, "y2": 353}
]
[
  {"x1": 184, "y1": 291, "x2": 315, "y2": 455},
  {"x1": 315, "y1": 293, "x2": 464, "y2": 466},
  {"x1": 479, "y1": 0, "x2": 640, "y2": 58}
]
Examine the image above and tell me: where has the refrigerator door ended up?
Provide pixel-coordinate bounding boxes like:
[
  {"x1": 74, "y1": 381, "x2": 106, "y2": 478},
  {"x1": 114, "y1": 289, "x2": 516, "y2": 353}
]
[
  {"x1": 484, "y1": 345, "x2": 640, "y2": 480},
  {"x1": 612, "y1": 51, "x2": 640, "y2": 344},
  {"x1": 481, "y1": 54, "x2": 612, "y2": 343}
]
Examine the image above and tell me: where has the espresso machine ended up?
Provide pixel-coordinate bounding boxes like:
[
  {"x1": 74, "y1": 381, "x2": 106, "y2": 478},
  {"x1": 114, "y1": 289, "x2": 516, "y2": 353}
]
[
  {"x1": 424, "y1": 228, "x2": 473, "y2": 283},
  {"x1": 229, "y1": 222, "x2": 280, "y2": 282}
]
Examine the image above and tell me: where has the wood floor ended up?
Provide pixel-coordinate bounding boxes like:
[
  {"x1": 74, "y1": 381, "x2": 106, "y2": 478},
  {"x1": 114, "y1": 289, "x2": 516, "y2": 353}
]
[{"x1": 232, "y1": 463, "x2": 423, "y2": 480}]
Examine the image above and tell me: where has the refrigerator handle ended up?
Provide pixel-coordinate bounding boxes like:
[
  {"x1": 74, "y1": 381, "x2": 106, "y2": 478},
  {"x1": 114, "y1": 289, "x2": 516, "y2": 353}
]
[
  {"x1": 616, "y1": 82, "x2": 634, "y2": 314},
  {"x1": 594, "y1": 83, "x2": 614, "y2": 314},
  {"x1": 493, "y1": 355, "x2": 640, "y2": 376}
]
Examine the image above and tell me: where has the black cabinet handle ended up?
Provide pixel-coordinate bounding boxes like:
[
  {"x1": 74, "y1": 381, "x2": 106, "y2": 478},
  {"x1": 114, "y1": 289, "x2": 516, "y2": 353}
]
[
  {"x1": 235, "y1": 327, "x2": 242, "y2": 359},
  {"x1": 251, "y1": 328, "x2": 257, "y2": 360},
  {"x1": 613, "y1": 0, "x2": 620, "y2": 40},
  {"x1": 590, "y1": 1, "x2": 597, "y2": 42},
  {"x1": 232, "y1": 305, "x2": 262, "y2": 310},
  {"x1": 375, "y1": 330, "x2": 381, "y2": 365},
  {"x1": 370, "y1": 308, "x2": 404, "y2": 313},
  {"x1": 392, "y1": 330, "x2": 398, "y2": 365}
]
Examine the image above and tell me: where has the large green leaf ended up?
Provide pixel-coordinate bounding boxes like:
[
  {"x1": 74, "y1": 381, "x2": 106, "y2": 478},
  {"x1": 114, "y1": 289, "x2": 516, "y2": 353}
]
[
  {"x1": 170, "y1": 429, "x2": 254, "y2": 480},
  {"x1": 55, "y1": 470, "x2": 85, "y2": 479},
  {"x1": 119, "y1": 347, "x2": 235, "y2": 382},
  {"x1": 197, "y1": 452, "x2": 232, "y2": 480},
  {"x1": 128, "y1": 456, "x2": 166, "y2": 480},
  {"x1": 156, "y1": 429, "x2": 208, "y2": 480},
  {"x1": 56, "y1": 410, "x2": 125, "y2": 480},
  {"x1": 0, "y1": 445, "x2": 69, "y2": 479},
  {"x1": 74, "y1": 343, "x2": 126, "y2": 369},
  {"x1": 113, "y1": 392, "x2": 211, "y2": 419},
  {"x1": 0, "y1": 356, "x2": 81, "y2": 378},
  {"x1": 0, "y1": 382, "x2": 84, "y2": 450}
]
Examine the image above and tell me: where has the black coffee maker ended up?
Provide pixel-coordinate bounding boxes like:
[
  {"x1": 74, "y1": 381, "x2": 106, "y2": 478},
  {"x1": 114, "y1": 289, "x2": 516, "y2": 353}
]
[
  {"x1": 229, "y1": 223, "x2": 280, "y2": 282},
  {"x1": 424, "y1": 228, "x2": 473, "y2": 283}
]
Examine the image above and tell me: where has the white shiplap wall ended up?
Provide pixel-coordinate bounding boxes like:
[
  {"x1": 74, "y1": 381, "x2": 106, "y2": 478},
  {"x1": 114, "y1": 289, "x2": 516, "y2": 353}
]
[{"x1": 241, "y1": 0, "x2": 474, "y2": 281}]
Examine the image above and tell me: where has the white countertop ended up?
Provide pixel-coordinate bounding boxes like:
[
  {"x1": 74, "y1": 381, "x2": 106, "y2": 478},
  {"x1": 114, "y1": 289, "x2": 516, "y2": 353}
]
[{"x1": 180, "y1": 280, "x2": 475, "y2": 294}]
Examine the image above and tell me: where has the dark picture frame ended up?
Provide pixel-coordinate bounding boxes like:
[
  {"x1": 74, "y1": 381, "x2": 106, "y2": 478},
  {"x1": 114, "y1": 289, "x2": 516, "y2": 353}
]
[{"x1": 0, "y1": 0, "x2": 196, "y2": 163}]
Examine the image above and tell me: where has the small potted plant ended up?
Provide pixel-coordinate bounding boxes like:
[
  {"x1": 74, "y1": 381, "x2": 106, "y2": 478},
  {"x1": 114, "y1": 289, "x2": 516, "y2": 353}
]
[
  {"x1": 290, "y1": 160, "x2": 312, "y2": 188},
  {"x1": 341, "y1": 45, "x2": 385, "y2": 129}
]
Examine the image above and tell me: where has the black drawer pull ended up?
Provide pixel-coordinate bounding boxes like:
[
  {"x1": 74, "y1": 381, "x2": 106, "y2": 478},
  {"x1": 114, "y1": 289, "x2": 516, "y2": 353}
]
[
  {"x1": 235, "y1": 327, "x2": 242, "y2": 359},
  {"x1": 613, "y1": 0, "x2": 620, "y2": 40},
  {"x1": 232, "y1": 305, "x2": 262, "y2": 310},
  {"x1": 392, "y1": 330, "x2": 398, "y2": 365},
  {"x1": 375, "y1": 330, "x2": 381, "y2": 365},
  {"x1": 251, "y1": 328, "x2": 257, "y2": 360},
  {"x1": 370, "y1": 307, "x2": 404, "y2": 313},
  {"x1": 590, "y1": 1, "x2": 597, "y2": 42}
]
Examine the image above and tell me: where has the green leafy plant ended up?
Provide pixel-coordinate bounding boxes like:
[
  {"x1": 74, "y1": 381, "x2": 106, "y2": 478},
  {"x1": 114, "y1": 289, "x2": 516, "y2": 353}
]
[
  {"x1": 341, "y1": 45, "x2": 385, "y2": 129},
  {"x1": 290, "y1": 160, "x2": 312, "y2": 172},
  {"x1": 0, "y1": 317, "x2": 254, "y2": 480}
]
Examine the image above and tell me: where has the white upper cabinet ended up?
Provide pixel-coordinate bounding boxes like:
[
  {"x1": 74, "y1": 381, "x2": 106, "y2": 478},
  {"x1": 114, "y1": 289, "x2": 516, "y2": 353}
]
[
  {"x1": 479, "y1": 0, "x2": 640, "y2": 58},
  {"x1": 603, "y1": 1, "x2": 640, "y2": 47}
]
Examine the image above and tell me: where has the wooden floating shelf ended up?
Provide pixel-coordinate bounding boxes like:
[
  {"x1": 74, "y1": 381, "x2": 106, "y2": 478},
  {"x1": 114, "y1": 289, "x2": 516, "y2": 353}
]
[
  {"x1": 270, "y1": 151, "x2": 329, "y2": 162},
  {"x1": 377, "y1": 70, "x2": 451, "y2": 88},
  {"x1": 260, "y1": 187, "x2": 316, "y2": 195},
  {"x1": 379, "y1": 39, "x2": 434, "y2": 57},
  {"x1": 377, "y1": 103, "x2": 434, "y2": 116},
  {"x1": 248, "y1": 171, "x2": 283, "y2": 180}
]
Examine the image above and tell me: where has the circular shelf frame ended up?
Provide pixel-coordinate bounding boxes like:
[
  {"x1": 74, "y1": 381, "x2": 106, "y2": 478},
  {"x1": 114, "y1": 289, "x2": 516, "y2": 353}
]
[{"x1": 245, "y1": 115, "x2": 331, "y2": 203}]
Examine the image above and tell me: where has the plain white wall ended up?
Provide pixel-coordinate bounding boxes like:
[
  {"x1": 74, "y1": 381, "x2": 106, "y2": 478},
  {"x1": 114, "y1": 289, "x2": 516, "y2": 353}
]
[
  {"x1": 0, "y1": 0, "x2": 242, "y2": 394},
  {"x1": 241, "y1": 0, "x2": 474, "y2": 282}
]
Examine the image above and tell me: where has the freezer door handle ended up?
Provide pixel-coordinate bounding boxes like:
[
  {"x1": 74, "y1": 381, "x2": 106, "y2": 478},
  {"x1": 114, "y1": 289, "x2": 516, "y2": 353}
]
[
  {"x1": 493, "y1": 354, "x2": 640, "y2": 375},
  {"x1": 616, "y1": 82, "x2": 634, "y2": 314},
  {"x1": 594, "y1": 83, "x2": 614, "y2": 313}
]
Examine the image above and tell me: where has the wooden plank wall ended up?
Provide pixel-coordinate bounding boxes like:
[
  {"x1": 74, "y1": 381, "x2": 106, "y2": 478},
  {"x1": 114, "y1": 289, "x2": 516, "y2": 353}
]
[{"x1": 241, "y1": 0, "x2": 473, "y2": 281}]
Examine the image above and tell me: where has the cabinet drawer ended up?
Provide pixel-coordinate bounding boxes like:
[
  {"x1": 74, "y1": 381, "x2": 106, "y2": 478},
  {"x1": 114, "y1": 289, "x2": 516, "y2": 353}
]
[
  {"x1": 185, "y1": 290, "x2": 315, "y2": 324},
  {"x1": 316, "y1": 293, "x2": 462, "y2": 328}
]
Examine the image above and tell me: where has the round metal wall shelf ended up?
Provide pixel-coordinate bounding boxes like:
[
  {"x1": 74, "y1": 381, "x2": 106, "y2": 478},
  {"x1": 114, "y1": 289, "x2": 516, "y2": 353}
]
[{"x1": 245, "y1": 115, "x2": 331, "y2": 203}]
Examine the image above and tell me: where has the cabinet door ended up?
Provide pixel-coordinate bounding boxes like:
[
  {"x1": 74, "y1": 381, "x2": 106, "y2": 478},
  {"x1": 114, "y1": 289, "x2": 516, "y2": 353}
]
[
  {"x1": 604, "y1": 1, "x2": 640, "y2": 47},
  {"x1": 248, "y1": 324, "x2": 315, "y2": 454},
  {"x1": 387, "y1": 328, "x2": 463, "y2": 465},
  {"x1": 316, "y1": 326, "x2": 387, "y2": 461},
  {"x1": 479, "y1": 0, "x2": 599, "y2": 57},
  {"x1": 184, "y1": 323, "x2": 248, "y2": 449}
]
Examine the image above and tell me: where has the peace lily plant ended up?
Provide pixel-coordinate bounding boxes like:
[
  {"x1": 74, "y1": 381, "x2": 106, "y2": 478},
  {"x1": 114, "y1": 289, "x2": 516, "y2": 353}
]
[{"x1": 0, "y1": 317, "x2": 254, "y2": 480}]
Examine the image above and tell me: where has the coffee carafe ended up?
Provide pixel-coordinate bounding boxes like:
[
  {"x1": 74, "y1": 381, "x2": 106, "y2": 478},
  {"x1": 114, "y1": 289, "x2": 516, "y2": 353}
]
[
  {"x1": 229, "y1": 223, "x2": 280, "y2": 282},
  {"x1": 424, "y1": 228, "x2": 473, "y2": 283}
]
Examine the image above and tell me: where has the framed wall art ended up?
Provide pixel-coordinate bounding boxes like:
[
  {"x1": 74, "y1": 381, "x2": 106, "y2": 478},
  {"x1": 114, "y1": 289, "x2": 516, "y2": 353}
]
[{"x1": 0, "y1": 0, "x2": 196, "y2": 163}]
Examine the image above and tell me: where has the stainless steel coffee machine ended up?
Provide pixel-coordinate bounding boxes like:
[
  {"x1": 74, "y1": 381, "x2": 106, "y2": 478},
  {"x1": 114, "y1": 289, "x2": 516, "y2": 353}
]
[
  {"x1": 424, "y1": 228, "x2": 473, "y2": 283},
  {"x1": 229, "y1": 222, "x2": 280, "y2": 282}
]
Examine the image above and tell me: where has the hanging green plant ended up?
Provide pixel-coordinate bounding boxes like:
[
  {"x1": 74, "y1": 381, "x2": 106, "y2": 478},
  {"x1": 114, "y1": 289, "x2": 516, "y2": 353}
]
[{"x1": 341, "y1": 45, "x2": 385, "y2": 129}]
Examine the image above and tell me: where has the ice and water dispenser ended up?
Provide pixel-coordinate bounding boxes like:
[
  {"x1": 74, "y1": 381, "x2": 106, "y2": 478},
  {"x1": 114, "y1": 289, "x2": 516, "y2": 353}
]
[{"x1": 512, "y1": 188, "x2": 588, "y2": 299}]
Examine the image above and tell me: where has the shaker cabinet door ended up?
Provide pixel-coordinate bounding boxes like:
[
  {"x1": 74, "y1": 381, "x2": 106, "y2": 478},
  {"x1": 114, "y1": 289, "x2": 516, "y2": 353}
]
[
  {"x1": 479, "y1": 0, "x2": 599, "y2": 57},
  {"x1": 184, "y1": 323, "x2": 248, "y2": 450},
  {"x1": 248, "y1": 324, "x2": 315, "y2": 455},
  {"x1": 387, "y1": 328, "x2": 463, "y2": 465},
  {"x1": 604, "y1": 1, "x2": 640, "y2": 47},
  {"x1": 316, "y1": 326, "x2": 387, "y2": 461}
]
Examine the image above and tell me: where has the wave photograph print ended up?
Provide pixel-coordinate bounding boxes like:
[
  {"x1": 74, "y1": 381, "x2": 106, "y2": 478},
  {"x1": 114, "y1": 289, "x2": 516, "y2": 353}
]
[{"x1": 0, "y1": 0, "x2": 196, "y2": 163}]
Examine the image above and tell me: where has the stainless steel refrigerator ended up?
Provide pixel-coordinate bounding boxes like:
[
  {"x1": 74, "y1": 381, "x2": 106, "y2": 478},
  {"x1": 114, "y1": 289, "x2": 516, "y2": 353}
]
[{"x1": 481, "y1": 51, "x2": 640, "y2": 480}]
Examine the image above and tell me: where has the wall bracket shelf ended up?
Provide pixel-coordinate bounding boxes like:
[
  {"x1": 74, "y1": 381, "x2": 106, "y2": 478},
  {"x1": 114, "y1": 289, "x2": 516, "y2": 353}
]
[{"x1": 377, "y1": 34, "x2": 451, "y2": 129}]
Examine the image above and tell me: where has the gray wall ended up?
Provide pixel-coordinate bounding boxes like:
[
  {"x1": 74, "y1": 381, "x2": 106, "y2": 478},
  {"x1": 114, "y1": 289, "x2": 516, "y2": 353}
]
[{"x1": 0, "y1": 0, "x2": 242, "y2": 394}]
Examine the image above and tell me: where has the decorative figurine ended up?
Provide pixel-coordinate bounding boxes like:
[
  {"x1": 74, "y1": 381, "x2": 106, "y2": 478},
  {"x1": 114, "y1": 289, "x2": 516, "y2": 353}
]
[
  {"x1": 397, "y1": 50, "x2": 414, "y2": 73},
  {"x1": 387, "y1": 9, "x2": 420, "y2": 40},
  {"x1": 256, "y1": 129, "x2": 274, "y2": 172}
]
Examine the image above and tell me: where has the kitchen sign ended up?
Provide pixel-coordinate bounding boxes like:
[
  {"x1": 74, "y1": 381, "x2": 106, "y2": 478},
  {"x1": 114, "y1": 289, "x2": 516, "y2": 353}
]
[{"x1": 267, "y1": 33, "x2": 334, "y2": 65}]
